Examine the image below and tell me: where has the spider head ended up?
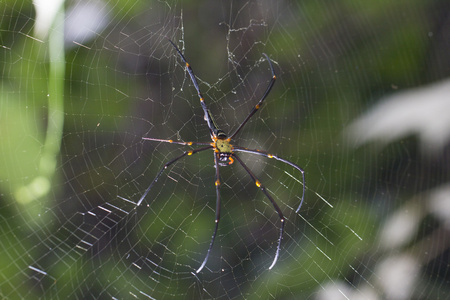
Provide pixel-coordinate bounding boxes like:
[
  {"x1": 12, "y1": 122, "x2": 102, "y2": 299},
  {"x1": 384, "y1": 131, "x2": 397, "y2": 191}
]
[
  {"x1": 214, "y1": 137, "x2": 234, "y2": 166},
  {"x1": 217, "y1": 152, "x2": 234, "y2": 166}
]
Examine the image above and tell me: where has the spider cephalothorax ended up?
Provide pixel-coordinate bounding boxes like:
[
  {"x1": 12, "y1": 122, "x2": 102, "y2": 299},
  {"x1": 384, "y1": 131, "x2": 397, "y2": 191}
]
[
  {"x1": 138, "y1": 40, "x2": 305, "y2": 273},
  {"x1": 213, "y1": 137, "x2": 234, "y2": 166}
]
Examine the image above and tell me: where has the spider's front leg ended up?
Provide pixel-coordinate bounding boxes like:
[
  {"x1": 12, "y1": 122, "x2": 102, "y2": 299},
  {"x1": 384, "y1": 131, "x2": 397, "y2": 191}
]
[
  {"x1": 232, "y1": 154, "x2": 285, "y2": 269},
  {"x1": 233, "y1": 146, "x2": 305, "y2": 213},
  {"x1": 196, "y1": 152, "x2": 222, "y2": 273},
  {"x1": 136, "y1": 144, "x2": 212, "y2": 206}
]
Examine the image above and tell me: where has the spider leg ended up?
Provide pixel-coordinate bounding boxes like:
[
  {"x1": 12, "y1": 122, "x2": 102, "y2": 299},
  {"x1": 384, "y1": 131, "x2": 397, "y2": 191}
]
[
  {"x1": 142, "y1": 137, "x2": 211, "y2": 146},
  {"x1": 229, "y1": 54, "x2": 276, "y2": 139},
  {"x1": 196, "y1": 152, "x2": 221, "y2": 273},
  {"x1": 137, "y1": 145, "x2": 212, "y2": 206},
  {"x1": 233, "y1": 146, "x2": 305, "y2": 213},
  {"x1": 232, "y1": 154, "x2": 285, "y2": 270},
  {"x1": 168, "y1": 40, "x2": 219, "y2": 136}
]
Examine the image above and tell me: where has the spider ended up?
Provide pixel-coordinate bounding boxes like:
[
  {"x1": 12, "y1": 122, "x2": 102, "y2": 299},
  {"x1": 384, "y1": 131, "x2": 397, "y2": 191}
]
[{"x1": 138, "y1": 40, "x2": 305, "y2": 273}]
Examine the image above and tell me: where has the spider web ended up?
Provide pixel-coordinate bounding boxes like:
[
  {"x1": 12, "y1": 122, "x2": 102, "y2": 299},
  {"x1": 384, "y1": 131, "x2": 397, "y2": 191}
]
[{"x1": 1, "y1": 0, "x2": 449, "y2": 299}]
